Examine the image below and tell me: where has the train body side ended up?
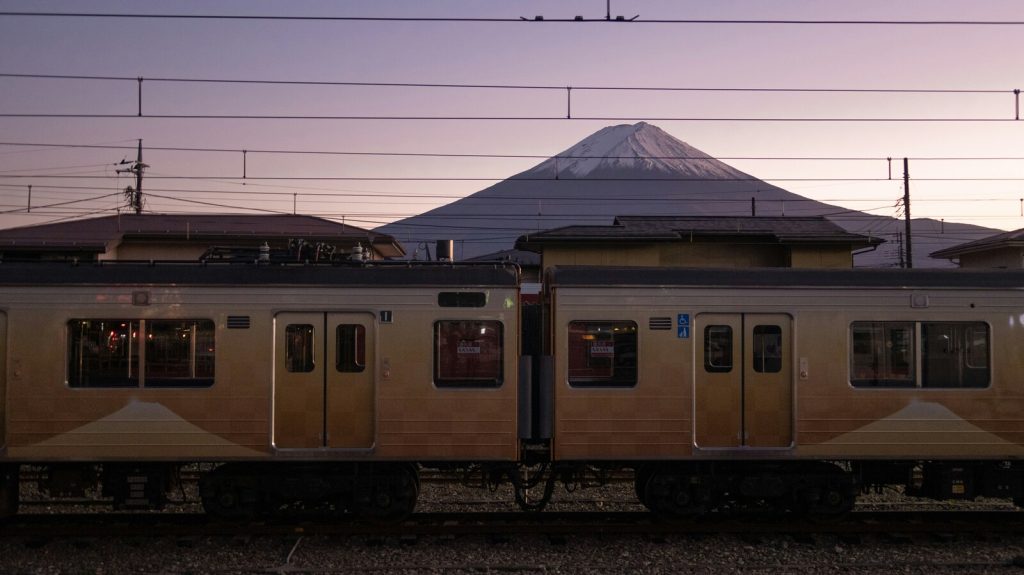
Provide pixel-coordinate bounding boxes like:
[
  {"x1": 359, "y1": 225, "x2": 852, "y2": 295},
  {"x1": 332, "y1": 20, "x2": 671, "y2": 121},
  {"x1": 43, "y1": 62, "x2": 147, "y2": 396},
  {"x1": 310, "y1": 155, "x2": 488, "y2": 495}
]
[
  {"x1": 0, "y1": 263, "x2": 521, "y2": 465},
  {"x1": 545, "y1": 266, "x2": 1024, "y2": 463}
]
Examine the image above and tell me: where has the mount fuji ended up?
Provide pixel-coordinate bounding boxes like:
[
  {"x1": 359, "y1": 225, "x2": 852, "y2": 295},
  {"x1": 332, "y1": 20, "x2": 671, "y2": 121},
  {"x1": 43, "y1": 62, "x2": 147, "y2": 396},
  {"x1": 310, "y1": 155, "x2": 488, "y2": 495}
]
[{"x1": 376, "y1": 122, "x2": 996, "y2": 267}]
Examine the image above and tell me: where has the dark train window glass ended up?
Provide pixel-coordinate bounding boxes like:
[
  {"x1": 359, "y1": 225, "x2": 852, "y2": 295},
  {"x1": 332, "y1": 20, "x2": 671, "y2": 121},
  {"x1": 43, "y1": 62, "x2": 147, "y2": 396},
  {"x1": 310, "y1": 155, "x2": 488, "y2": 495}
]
[
  {"x1": 922, "y1": 322, "x2": 989, "y2": 389},
  {"x1": 434, "y1": 320, "x2": 503, "y2": 387},
  {"x1": 567, "y1": 321, "x2": 638, "y2": 387},
  {"x1": 336, "y1": 324, "x2": 366, "y2": 373},
  {"x1": 285, "y1": 324, "x2": 315, "y2": 373},
  {"x1": 68, "y1": 319, "x2": 215, "y2": 388},
  {"x1": 752, "y1": 325, "x2": 783, "y2": 373},
  {"x1": 704, "y1": 325, "x2": 733, "y2": 373},
  {"x1": 144, "y1": 320, "x2": 215, "y2": 388},
  {"x1": 68, "y1": 320, "x2": 141, "y2": 387},
  {"x1": 850, "y1": 322, "x2": 914, "y2": 387},
  {"x1": 438, "y1": 292, "x2": 487, "y2": 308}
]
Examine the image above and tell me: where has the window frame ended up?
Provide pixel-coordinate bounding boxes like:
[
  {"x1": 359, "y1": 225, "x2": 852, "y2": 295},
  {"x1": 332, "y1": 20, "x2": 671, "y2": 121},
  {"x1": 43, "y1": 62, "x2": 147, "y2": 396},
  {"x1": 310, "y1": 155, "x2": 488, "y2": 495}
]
[
  {"x1": 284, "y1": 323, "x2": 316, "y2": 374},
  {"x1": 67, "y1": 318, "x2": 216, "y2": 389},
  {"x1": 703, "y1": 325, "x2": 733, "y2": 374},
  {"x1": 849, "y1": 320, "x2": 990, "y2": 389},
  {"x1": 433, "y1": 319, "x2": 504, "y2": 388},
  {"x1": 567, "y1": 320, "x2": 638, "y2": 388}
]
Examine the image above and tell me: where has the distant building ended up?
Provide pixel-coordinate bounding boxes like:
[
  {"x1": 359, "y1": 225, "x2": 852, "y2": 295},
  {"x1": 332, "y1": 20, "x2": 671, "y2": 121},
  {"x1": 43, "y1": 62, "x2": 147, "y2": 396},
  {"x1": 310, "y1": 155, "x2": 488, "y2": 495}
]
[
  {"x1": 515, "y1": 216, "x2": 883, "y2": 271},
  {"x1": 0, "y1": 213, "x2": 404, "y2": 262},
  {"x1": 929, "y1": 228, "x2": 1024, "y2": 268}
]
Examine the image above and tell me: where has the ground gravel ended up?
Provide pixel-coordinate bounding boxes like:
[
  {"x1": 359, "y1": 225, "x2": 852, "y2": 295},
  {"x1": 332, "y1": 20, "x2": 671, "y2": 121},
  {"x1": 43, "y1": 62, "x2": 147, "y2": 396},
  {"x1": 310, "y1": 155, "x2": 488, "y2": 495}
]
[{"x1": 1, "y1": 531, "x2": 1024, "y2": 574}]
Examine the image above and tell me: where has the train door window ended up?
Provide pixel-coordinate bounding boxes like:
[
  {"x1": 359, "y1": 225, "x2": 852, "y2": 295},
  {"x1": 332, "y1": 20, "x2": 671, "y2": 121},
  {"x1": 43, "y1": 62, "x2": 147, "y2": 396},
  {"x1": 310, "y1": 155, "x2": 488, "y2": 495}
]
[
  {"x1": 285, "y1": 324, "x2": 315, "y2": 373},
  {"x1": 336, "y1": 324, "x2": 366, "y2": 373},
  {"x1": 434, "y1": 320, "x2": 503, "y2": 387},
  {"x1": 567, "y1": 321, "x2": 638, "y2": 387},
  {"x1": 144, "y1": 320, "x2": 215, "y2": 387},
  {"x1": 850, "y1": 322, "x2": 914, "y2": 387},
  {"x1": 704, "y1": 325, "x2": 733, "y2": 373},
  {"x1": 752, "y1": 325, "x2": 782, "y2": 373},
  {"x1": 921, "y1": 322, "x2": 990, "y2": 389},
  {"x1": 68, "y1": 319, "x2": 140, "y2": 387}
]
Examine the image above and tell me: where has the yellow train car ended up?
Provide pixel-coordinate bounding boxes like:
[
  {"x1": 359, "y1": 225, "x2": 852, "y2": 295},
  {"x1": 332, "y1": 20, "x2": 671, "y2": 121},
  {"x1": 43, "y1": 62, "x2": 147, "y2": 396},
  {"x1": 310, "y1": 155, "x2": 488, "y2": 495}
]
[
  {"x1": 544, "y1": 266, "x2": 1024, "y2": 515},
  {"x1": 0, "y1": 262, "x2": 521, "y2": 519}
]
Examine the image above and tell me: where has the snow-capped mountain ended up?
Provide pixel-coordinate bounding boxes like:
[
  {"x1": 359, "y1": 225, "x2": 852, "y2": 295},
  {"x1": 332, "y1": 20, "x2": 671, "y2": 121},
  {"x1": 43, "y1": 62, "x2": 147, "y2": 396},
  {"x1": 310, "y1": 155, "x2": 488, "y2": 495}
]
[
  {"x1": 376, "y1": 122, "x2": 996, "y2": 267},
  {"x1": 527, "y1": 122, "x2": 747, "y2": 181}
]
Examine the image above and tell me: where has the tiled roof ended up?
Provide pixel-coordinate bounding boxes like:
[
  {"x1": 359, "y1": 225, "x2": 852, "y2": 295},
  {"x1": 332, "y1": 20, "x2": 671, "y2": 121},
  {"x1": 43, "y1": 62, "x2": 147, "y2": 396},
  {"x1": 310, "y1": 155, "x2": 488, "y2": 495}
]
[
  {"x1": 516, "y1": 216, "x2": 883, "y2": 251},
  {"x1": 930, "y1": 227, "x2": 1024, "y2": 259},
  {"x1": 0, "y1": 213, "x2": 404, "y2": 256}
]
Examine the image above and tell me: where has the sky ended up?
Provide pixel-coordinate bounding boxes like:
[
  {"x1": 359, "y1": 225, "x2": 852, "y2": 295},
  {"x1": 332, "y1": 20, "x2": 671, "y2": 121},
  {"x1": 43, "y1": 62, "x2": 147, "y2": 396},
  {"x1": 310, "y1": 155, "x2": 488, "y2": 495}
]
[{"x1": 0, "y1": 0, "x2": 1022, "y2": 240}]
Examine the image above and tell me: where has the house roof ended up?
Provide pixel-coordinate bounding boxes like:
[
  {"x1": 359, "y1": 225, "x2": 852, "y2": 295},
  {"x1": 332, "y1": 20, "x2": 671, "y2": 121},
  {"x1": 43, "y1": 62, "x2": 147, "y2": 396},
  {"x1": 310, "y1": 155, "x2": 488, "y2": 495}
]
[
  {"x1": 516, "y1": 216, "x2": 884, "y2": 252},
  {"x1": 463, "y1": 248, "x2": 541, "y2": 267},
  {"x1": 929, "y1": 227, "x2": 1024, "y2": 259},
  {"x1": 0, "y1": 213, "x2": 405, "y2": 258}
]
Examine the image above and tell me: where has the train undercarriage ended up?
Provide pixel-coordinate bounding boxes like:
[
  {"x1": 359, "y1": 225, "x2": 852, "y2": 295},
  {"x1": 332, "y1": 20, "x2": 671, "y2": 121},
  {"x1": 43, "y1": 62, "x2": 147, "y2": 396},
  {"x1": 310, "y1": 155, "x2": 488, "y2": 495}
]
[{"x1": 1, "y1": 458, "x2": 1023, "y2": 521}]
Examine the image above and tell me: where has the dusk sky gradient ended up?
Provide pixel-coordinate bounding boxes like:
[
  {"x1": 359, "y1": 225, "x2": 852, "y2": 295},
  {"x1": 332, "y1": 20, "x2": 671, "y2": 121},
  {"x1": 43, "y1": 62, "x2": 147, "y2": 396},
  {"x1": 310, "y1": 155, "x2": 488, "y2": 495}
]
[{"x1": 1, "y1": 1, "x2": 1022, "y2": 239}]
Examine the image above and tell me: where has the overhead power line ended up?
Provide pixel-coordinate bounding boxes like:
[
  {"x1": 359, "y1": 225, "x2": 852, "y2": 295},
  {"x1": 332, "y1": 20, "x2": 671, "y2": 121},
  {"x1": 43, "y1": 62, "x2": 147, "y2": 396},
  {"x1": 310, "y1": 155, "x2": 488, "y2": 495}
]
[
  {"x1": 2, "y1": 141, "x2": 1023, "y2": 163},
  {"x1": 1, "y1": 12, "x2": 1023, "y2": 25},
  {"x1": 1, "y1": 73, "x2": 1013, "y2": 95},
  {"x1": 4, "y1": 73, "x2": 1019, "y2": 122},
  {"x1": 3, "y1": 113, "x2": 1018, "y2": 123},
  {"x1": 3, "y1": 174, "x2": 1023, "y2": 183}
]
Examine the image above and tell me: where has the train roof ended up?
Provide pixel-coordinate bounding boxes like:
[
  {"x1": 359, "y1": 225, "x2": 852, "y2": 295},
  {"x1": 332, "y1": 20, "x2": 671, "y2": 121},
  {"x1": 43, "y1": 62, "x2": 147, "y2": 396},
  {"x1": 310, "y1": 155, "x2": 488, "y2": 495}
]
[
  {"x1": 546, "y1": 265, "x2": 1024, "y2": 290},
  {"x1": 0, "y1": 261, "x2": 520, "y2": 287}
]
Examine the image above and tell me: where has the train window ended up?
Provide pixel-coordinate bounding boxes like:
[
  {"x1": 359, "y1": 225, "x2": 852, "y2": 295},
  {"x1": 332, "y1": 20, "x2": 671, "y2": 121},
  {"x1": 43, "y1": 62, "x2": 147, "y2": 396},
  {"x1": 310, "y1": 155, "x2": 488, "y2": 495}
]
[
  {"x1": 68, "y1": 320, "x2": 141, "y2": 387},
  {"x1": 438, "y1": 292, "x2": 487, "y2": 308},
  {"x1": 752, "y1": 325, "x2": 783, "y2": 373},
  {"x1": 336, "y1": 324, "x2": 366, "y2": 373},
  {"x1": 921, "y1": 322, "x2": 989, "y2": 388},
  {"x1": 850, "y1": 322, "x2": 914, "y2": 387},
  {"x1": 68, "y1": 319, "x2": 215, "y2": 388},
  {"x1": 285, "y1": 324, "x2": 315, "y2": 373},
  {"x1": 144, "y1": 320, "x2": 216, "y2": 387},
  {"x1": 851, "y1": 321, "x2": 990, "y2": 389},
  {"x1": 567, "y1": 321, "x2": 638, "y2": 387},
  {"x1": 704, "y1": 325, "x2": 733, "y2": 373},
  {"x1": 434, "y1": 320, "x2": 503, "y2": 387}
]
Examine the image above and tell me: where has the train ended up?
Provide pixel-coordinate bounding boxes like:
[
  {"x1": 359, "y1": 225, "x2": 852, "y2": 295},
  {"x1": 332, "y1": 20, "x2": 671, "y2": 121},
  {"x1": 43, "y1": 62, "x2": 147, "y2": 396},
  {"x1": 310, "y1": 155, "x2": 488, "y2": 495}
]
[{"x1": 2, "y1": 260, "x2": 1024, "y2": 520}]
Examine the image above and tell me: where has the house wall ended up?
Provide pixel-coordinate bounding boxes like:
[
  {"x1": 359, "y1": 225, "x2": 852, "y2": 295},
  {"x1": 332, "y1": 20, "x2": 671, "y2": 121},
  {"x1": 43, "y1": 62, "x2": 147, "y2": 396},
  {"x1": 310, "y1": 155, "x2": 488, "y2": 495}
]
[
  {"x1": 541, "y1": 245, "x2": 661, "y2": 268},
  {"x1": 957, "y1": 247, "x2": 1024, "y2": 269},
  {"x1": 788, "y1": 246, "x2": 853, "y2": 268},
  {"x1": 539, "y1": 242, "x2": 853, "y2": 270},
  {"x1": 102, "y1": 242, "x2": 209, "y2": 261}
]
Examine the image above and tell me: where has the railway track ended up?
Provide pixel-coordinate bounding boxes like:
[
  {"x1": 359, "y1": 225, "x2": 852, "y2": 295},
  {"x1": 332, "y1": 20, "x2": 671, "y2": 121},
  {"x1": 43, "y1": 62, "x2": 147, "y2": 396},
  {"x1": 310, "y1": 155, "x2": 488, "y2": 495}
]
[{"x1": 2, "y1": 510, "x2": 1022, "y2": 539}]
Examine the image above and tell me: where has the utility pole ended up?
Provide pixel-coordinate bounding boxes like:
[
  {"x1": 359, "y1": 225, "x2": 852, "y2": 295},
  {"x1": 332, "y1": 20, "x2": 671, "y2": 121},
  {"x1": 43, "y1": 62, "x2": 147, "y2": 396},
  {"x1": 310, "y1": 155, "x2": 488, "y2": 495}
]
[
  {"x1": 903, "y1": 157, "x2": 912, "y2": 269},
  {"x1": 117, "y1": 139, "x2": 147, "y2": 214}
]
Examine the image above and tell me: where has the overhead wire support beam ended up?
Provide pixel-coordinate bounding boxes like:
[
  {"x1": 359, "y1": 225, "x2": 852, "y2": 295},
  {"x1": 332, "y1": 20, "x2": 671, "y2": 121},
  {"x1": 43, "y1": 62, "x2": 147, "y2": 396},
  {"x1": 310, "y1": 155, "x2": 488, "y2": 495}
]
[
  {"x1": 1, "y1": 12, "x2": 1024, "y2": 25},
  {"x1": 0, "y1": 113, "x2": 1018, "y2": 122}
]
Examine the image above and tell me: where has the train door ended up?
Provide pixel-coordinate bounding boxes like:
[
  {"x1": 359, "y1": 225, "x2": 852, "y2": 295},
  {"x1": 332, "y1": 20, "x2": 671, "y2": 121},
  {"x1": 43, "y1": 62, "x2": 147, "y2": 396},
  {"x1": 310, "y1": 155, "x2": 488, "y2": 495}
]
[
  {"x1": 694, "y1": 313, "x2": 792, "y2": 449},
  {"x1": 274, "y1": 312, "x2": 375, "y2": 450},
  {"x1": 0, "y1": 312, "x2": 5, "y2": 449}
]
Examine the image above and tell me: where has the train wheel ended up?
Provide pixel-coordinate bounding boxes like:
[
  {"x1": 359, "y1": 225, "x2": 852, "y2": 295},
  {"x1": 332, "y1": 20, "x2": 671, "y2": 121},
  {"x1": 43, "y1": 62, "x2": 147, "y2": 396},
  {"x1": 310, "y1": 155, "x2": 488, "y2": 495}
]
[
  {"x1": 200, "y1": 468, "x2": 260, "y2": 519},
  {"x1": 634, "y1": 464, "x2": 656, "y2": 505},
  {"x1": 643, "y1": 470, "x2": 706, "y2": 517},
  {"x1": 810, "y1": 485, "x2": 855, "y2": 520},
  {"x1": 0, "y1": 465, "x2": 18, "y2": 519},
  {"x1": 351, "y1": 464, "x2": 419, "y2": 522}
]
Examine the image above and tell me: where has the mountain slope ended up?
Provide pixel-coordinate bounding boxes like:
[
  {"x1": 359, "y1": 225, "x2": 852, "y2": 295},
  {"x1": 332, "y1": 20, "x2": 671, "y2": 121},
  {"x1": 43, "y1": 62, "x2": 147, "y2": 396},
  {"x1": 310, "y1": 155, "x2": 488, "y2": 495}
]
[{"x1": 376, "y1": 122, "x2": 996, "y2": 267}]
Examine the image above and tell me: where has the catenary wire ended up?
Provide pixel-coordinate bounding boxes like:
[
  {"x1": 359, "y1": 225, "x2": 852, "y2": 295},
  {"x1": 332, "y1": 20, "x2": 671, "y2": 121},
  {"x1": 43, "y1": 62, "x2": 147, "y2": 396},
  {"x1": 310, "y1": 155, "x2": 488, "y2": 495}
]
[{"x1": 1, "y1": 12, "x2": 1023, "y2": 25}]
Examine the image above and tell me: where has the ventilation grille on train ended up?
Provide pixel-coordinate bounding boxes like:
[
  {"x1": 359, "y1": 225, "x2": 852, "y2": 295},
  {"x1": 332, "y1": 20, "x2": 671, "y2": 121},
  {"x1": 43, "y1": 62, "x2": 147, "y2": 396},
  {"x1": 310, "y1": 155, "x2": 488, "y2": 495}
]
[
  {"x1": 227, "y1": 316, "x2": 251, "y2": 329},
  {"x1": 648, "y1": 317, "x2": 672, "y2": 330}
]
